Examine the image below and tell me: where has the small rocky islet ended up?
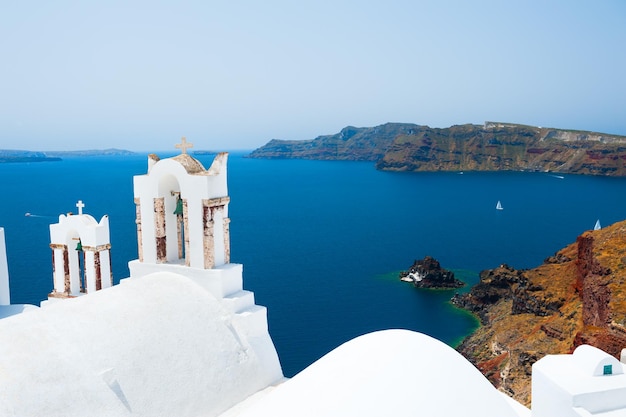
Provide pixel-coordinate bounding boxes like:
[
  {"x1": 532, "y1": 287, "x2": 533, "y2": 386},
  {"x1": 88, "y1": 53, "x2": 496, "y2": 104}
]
[{"x1": 399, "y1": 256, "x2": 464, "y2": 289}]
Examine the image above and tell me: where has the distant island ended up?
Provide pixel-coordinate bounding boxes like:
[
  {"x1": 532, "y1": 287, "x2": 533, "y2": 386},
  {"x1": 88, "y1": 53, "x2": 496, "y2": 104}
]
[
  {"x1": 248, "y1": 122, "x2": 626, "y2": 176},
  {"x1": 42, "y1": 148, "x2": 136, "y2": 157},
  {"x1": 0, "y1": 150, "x2": 61, "y2": 163},
  {"x1": 0, "y1": 148, "x2": 135, "y2": 163}
]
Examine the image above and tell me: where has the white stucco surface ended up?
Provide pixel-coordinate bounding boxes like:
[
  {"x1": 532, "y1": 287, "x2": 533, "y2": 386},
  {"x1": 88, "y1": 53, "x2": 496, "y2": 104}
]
[
  {"x1": 0, "y1": 303, "x2": 39, "y2": 319},
  {"x1": 532, "y1": 348, "x2": 626, "y2": 417},
  {"x1": 229, "y1": 329, "x2": 529, "y2": 417},
  {"x1": 0, "y1": 272, "x2": 283, "y2": 417},
  {"x1": 0, "y1": 227, "x2": 10, "y2": 305}
]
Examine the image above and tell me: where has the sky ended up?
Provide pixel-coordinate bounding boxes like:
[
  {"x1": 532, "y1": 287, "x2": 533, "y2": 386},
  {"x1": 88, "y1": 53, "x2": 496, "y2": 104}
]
[{"x1": 1, "y1": 0, "x2": 625, "y2": 151}]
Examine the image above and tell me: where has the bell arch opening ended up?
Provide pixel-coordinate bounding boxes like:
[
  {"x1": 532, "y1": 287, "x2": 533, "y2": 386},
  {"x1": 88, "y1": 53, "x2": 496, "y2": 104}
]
[
  {"x1": 66, "y1": 229, "x2": 85, "y2": 294},
  {"x1": 156, "y1": 174, "x2": 187, "y2": 265}
]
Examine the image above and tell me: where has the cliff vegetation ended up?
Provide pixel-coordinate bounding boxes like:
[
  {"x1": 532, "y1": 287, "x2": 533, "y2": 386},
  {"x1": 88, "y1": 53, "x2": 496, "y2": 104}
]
[{"x1": 452, "y1": 219, "x2": 626, "y2": 406}]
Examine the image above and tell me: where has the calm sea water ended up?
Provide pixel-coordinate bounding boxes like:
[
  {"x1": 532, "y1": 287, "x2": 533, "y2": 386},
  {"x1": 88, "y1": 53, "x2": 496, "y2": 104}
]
[{"x1": 1, "y1": 153, "x2": 625, "y2": 376}]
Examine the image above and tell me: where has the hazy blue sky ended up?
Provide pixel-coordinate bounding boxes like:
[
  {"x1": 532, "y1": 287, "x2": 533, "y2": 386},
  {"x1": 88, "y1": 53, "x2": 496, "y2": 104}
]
[{"x1": 1, "y1": 1, "x2": 625, "y2": 151}]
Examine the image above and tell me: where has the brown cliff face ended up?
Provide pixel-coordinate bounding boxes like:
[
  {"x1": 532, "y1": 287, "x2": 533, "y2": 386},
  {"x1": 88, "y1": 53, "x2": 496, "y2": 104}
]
[
  {"x1": 378, "y1": 123, "x2": 626, "y2": 176},
  {"x1": 453, "y1": 220, "x2": 626, "y2": 406},
  {"x1": 573, "y1": 230, "x2": 626, "y2": 359}
]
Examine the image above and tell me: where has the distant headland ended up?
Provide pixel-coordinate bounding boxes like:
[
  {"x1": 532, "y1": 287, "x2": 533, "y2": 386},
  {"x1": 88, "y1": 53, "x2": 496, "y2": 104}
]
[
  {"x1": 0, "y1": 148, "x2": 136, "y2": 163},
  {"x1": 248, "y1": 122, "x2": 626, "y2": 176}
]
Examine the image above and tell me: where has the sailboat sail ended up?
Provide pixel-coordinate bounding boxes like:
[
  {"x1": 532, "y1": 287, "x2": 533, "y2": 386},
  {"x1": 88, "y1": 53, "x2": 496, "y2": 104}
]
[
  {"x1": 496, "y1": 201, "x2": 503, "y2": 210},
  {"x1": 594, "y1": 219, "x2": 601, "y2": 230}
]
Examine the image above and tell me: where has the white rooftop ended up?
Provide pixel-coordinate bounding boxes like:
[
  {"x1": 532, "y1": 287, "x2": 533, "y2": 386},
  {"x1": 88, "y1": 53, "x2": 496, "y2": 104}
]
[
  {"x1": 0, "y1": 272, "x2": 282, "y2": 417},
  {"x1": 532, "y1": 345, "x2": 626, "y2": 417},
  {"x1": 226, "y1": 329, "x2": 529, "y2": 417}
]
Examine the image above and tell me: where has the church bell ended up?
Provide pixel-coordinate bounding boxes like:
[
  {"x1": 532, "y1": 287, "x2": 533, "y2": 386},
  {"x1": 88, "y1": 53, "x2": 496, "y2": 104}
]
[
  {"x1": 75, "y1": 239, "x2": 83, "y2": 251},
  {"x1": 173, "y1": 196, "x2": 184, "y2": 216}
]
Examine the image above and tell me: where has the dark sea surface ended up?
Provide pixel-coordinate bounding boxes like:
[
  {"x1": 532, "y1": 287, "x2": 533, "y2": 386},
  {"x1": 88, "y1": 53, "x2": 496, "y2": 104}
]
[{"x1": 1, "y1": 152, "x2": 625, "y2": 377}]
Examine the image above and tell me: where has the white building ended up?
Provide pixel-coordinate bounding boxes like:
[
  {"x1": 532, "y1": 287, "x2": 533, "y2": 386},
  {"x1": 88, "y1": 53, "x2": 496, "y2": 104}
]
[
  {"x1": 0, "y1": 140, "x2": 624, "y2": 416},
  {"x1": 532, "y1": 344, "x2": 626, "y2": 416}
]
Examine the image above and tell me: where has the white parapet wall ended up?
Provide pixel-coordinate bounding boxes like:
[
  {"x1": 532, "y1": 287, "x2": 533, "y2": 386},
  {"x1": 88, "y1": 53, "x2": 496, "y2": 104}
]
[{"x1": 0, "y1": 227, "x2": 10, "y2": 305}]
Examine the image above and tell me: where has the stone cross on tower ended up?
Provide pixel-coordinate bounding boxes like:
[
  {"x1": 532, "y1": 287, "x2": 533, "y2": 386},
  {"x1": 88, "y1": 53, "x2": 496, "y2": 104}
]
[
  {"x1": 76, "y1": 200, "x2": 85, "y2": 215},
  {"x1": 175, "y1": 137, "x2": 193, "y2": 155}
]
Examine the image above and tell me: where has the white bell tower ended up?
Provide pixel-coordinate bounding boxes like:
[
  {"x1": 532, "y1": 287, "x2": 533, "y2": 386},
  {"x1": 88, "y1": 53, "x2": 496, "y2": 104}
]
[
  {"x1": 127, "y1": 140, "x2": 284, "y2": 378},
  {"x1": 48, "y1": 200, "x2": 113, "y2": 298},
  {"x1": 130, "y1": 138, "x2": 231, "y2": 273}
]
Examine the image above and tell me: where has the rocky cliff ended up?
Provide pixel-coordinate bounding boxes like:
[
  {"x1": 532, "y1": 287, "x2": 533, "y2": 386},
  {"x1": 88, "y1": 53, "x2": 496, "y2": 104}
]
[
  {"x1": 400, "y1": 256, "x2": 464, "y2": 289},
  {"x1": 452, "y1": 219, "x2": 626, "y2": 406},
  {"x1": 249, "y1": 122, "x2": 626, "y2": 176}
]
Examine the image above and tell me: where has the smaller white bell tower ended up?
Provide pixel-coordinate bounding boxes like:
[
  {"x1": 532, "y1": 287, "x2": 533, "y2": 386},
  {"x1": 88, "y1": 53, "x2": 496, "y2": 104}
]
[{"x1": 48, "y1": 200, "x2": 113, "y2": 298}]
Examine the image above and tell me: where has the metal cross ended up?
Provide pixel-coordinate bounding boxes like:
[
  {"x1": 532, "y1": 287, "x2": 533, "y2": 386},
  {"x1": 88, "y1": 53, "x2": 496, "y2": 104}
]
[
  {"x1": 175, "y1": 137, "x2": 193, "y2": 154},
  {"x1": 76, "y1": 200, "x2": 85, "y2": 215}
]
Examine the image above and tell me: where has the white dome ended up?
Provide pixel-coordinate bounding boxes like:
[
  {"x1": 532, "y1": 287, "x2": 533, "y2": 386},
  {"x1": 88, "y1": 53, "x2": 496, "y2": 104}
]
[{"x1": 234, "y1": 329, "x2": 527, "y2": 417}]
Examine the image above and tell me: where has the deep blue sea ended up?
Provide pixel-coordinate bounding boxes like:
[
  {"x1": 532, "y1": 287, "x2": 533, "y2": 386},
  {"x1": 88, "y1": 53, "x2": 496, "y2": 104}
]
[{"x1": 1, "y1": 152, "x2": 625, "y2": 377}]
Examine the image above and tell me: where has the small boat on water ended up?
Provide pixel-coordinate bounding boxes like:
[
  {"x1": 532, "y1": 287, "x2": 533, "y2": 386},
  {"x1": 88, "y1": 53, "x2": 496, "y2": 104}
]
[
  {"x1": 594, "y1": 219, "x2": 601, "y2": 230},
  {"x1": 496, "y1": 201, "x2": 503, "y2": 210}
]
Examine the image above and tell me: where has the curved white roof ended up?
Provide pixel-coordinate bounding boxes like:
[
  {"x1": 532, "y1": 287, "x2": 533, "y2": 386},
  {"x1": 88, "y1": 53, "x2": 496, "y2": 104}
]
[
  {"x1": 573, "y1": 344, "x2": 624, "y2": 376},
  {"x1": 233, "y1": 329, "x2": 528, "y2": 417}
]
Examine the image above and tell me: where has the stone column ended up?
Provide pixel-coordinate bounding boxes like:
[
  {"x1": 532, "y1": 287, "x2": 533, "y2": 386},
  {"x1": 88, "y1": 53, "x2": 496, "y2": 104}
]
[
  {"x1": 63, "y1": 247, "x2": 70, "y2": 294},
  {"x1": 81, "y1": 244, "x2": 112, "y2": 292},
  {"x1": 202, "y1": 203, "x2": 215, "y2": 269},
  {"x1": 202, "y1": 197, "x2": 230, "y2": 269},
  {"x1": 94, "y1": 251, "x2": 102, "y2": 291},
  {"x1": 107, "y1": 248, "x2": 113, "y2": 287},
  {"x1": 154, "y1": 197, "x2": 166, "y2": 263},
  {"x1": 134, "y1": 198, "x2": 143, "y2": 262},
  {"x1": 50, "y1": 243, "x2": 70, "y2": 296},
  {"x1": 223, "y1": 217, "x2": 231, "y2": 264}
]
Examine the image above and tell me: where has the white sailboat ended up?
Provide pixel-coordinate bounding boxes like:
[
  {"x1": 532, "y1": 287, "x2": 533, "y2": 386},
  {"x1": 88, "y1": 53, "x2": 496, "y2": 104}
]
[
  {"x1": 496, "y1": 200, "x2": 503, "y2": 210},
  {"x1": 594, "y1": 219, "x2": 601, "y2": 230}
]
